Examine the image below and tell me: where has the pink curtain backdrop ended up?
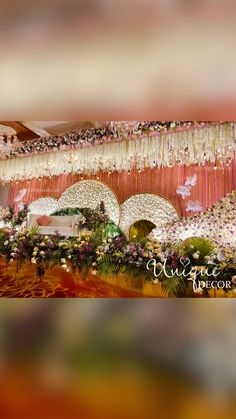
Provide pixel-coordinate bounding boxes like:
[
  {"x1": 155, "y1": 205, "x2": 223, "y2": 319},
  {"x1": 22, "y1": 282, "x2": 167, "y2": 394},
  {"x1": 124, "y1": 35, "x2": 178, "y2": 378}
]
[{"x1": 7, "y1": 157, "x2": 236, "y2": 217}]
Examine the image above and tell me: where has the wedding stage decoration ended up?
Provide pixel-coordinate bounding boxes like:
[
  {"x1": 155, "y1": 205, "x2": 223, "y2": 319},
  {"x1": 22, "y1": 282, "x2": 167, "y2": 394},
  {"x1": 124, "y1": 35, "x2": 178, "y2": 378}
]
[
  {"x1": 17, "y1": 180, "x2": 180, "y2": 236},
  {"x1": 8, "y1": 157, "x2": 236, "y2": 222},
  {"x1": 0, "y1": 199, "x2": 235, "y2": 297},
  {"x1": 58, "y1": 180, "x2": 121, "y2": 225},
  {"x1": 1, "y1": 204, "x2": 29, "y2": 228},
  {"x1": 29, "y1": 197, "x2": 59, "y2": 215},
  {"x1": 0, "y1": 120, "x2": 235, "y2": 298}
]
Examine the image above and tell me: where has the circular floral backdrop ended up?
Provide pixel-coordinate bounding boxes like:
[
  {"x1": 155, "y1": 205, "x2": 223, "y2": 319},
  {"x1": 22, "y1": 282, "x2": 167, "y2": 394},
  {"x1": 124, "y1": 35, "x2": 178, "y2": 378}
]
[{"x1": 58, "y1": 180, "x2": 121, "y2": 225}]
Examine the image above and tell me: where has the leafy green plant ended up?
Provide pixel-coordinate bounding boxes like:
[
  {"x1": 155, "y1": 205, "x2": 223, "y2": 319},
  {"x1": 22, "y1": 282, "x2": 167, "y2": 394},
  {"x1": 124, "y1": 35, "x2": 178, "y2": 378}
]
[
  {"x1": 97, "y1": 254, "x2": 120, "y2": 278},
  {"x1": 0, "y1": 229, "x2": 7, "y2": 255},
  {"x1": 95, "y1": 223, "x2": 124, "y2": 241},
  {"x1": 52, "y1": 207, "x2": 83, "y2": 216},
  {"x1": 27, "y1": 225, "x2": 40, "y2": 236},
  {"x1": 160, "y1": 275, "x2": 185, "y2": 297},
  {"x1": 182, "y1": 237, "x2": 214, "y2": 264}
]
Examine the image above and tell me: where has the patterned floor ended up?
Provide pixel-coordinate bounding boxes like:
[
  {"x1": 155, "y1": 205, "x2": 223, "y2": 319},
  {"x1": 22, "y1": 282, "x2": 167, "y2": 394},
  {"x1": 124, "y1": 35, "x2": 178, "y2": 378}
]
[{"x1": 0, "y1": 258, "x2": 146, "y2": 298}]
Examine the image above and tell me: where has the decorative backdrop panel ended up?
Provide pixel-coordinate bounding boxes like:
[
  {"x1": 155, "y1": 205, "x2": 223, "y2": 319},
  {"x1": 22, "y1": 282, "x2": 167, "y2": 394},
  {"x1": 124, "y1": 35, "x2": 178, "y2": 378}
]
[
  {"x1": 58, "y1": 180, "x2": 120, "y2": 225},
  {"x1": 121, "y1": 194, "x2": 179, "y2": 236},
  {"x1": 29, "y1": 197, "x2": 59, "y2": 215},
  {"x1": 8, "y1": 157, "x2": 236, "y2": 217}
]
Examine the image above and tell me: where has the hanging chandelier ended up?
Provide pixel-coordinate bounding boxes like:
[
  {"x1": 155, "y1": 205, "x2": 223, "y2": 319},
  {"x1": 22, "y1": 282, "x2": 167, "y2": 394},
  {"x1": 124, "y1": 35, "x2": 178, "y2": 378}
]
[{"x1": 109, "y1": 121, "x2": 140, "y2": 138}]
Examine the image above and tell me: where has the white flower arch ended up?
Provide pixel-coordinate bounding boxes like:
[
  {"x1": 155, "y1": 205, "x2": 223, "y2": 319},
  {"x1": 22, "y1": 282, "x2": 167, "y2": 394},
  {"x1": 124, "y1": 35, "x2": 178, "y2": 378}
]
[
  {"x1": 29, "y1": 197, "x2": 59, "y2": 215},
  {"x1": 58, "y1": 180, "x2": 121, "y2": 225},
  {"x1": 121, "y1": 193, "x2": 179, "y2": 236}
]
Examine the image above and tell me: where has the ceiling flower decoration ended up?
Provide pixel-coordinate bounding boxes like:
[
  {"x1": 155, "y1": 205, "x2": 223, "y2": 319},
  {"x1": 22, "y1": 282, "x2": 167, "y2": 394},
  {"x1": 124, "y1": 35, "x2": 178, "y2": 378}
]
[
  {"x1": 2, "y1": 121, "x2": 207, "y2": 160},
  {"x1": 0, "y1": 122, "x2": 235, "y2": 182}
]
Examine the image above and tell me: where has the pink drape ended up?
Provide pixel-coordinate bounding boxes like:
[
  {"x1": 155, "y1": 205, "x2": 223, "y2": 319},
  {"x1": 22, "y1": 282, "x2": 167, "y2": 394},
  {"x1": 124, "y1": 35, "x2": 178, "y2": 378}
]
[{"x1": 8, "y1": 157, "x2": 236, "y2": 217}]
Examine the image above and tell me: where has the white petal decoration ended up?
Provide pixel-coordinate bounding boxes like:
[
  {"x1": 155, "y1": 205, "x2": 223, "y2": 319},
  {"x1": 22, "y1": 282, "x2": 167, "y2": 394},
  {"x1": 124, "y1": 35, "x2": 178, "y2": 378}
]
[
  {"x1": 58, "y1": 180, "x2": 120, "y2": 225},
  {"x1": 29, "y1": 197, "x2": 59, "y2": 215},
  {"x1": 186, "y1": 200, "x2": 203, "y2": 212},
  {"x1": 121, "y1": 193, "x2": 179, "y2": 236},
  {"x1": 184, "y1": 174, "x2": 197, "y2": 187},
  {"x1": 14, "y1": 188, "x2": 27, "y2": 202},
  {"x1": 176, "y1": 185, "x2": 191, "y2": 199}
]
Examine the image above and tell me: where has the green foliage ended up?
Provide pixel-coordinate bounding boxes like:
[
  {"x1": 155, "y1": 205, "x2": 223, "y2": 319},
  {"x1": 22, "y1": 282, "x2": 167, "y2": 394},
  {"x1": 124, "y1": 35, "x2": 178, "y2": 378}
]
[
  {"x1": 123, "y1": 261, "x2": 153, "y2": 282},
  {"x1": 52, "y1": 207, "x2": 83, "y2": 216},
  {"x1": 48, "y1": 249, "x2": 62, "y2": 266},
  {"x1": 12, "y1": 205, "x2": 29, "y2": 227},
  {"x1": 27, "y1": 225, "x2": 40, "y2": 236},
  {"x1": 161, "y1": 275, "x2": 185, "y2": 297},
  {"x1": 97, "y1": 254, "x2": 120, "y2": 278},
  {"x1": 0, "y1": 229, "x2": 6, "y2": 255},
  {"x1": 0, "y1": 209, "x2": 234, "y2": 297},
  {"x1": 182, "y1": 237, "x2": 214, "y2": 264},
  {"x1": 95, "y1": 223, "x2": 124, "y2": 241}
]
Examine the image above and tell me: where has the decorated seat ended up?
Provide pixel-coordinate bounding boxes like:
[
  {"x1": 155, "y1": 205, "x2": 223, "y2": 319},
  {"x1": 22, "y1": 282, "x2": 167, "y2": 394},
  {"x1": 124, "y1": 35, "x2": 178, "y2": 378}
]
[{"x1": 28, "y1": 214, "x2": 79, "y2": 237}]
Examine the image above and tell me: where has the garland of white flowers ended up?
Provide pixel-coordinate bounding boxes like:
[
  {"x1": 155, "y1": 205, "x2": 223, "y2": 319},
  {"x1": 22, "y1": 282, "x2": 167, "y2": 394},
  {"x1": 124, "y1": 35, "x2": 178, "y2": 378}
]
[
  {"x1": 0, "y1": 123, "x2": 235, "y2": 182},
  {"x1": 4, "y1": 121, "x2": 202, "y2": 159}
]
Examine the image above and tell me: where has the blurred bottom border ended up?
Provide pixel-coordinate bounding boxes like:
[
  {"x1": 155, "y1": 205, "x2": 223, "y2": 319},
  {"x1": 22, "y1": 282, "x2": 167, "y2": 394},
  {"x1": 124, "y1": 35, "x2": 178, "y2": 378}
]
[{"x1": 0, "y1": 299, "x2": 235, "y2": 419}]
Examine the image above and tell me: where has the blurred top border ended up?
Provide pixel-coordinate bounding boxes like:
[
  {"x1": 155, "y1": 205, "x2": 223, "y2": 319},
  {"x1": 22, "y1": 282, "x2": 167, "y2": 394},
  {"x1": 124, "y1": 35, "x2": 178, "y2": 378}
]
[{"x1": 1, "y1": 0, "x2": 236, "y2": 119}]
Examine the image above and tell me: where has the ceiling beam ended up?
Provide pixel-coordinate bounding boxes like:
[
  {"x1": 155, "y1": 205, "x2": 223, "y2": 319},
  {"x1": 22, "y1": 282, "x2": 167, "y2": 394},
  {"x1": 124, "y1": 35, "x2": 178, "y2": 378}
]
[{"x1": 0, "y1": 121, "x2": 40, "y2": 141}]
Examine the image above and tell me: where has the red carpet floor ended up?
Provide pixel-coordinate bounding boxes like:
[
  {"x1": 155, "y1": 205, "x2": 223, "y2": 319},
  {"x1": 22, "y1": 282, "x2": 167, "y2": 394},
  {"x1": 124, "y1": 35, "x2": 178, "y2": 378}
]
[{"x1": 0, "y1": 258, "x2": 145, "y2": 298}]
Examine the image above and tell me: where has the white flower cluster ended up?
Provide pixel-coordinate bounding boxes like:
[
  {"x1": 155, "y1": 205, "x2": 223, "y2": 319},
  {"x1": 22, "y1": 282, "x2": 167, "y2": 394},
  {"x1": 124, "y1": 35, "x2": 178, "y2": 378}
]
[
  {"x1": 151, "y1": 191, "x2": 236, "y2": 247},
  {"x1": 176, "y1": 175, "x2": 197, "y2": 200}
]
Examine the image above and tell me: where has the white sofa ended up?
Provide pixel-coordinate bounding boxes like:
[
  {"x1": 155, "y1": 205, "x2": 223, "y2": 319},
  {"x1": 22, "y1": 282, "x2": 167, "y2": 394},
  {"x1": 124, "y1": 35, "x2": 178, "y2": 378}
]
[{"x1": 28, "y1": 214, "x2": 79, "y2": 237}]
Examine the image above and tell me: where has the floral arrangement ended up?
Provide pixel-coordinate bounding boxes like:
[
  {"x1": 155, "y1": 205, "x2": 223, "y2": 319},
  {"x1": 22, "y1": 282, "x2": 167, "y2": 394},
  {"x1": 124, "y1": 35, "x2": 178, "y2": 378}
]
[
  {"x1": 3, "y1": 121, "x2": 207, "y2": 160},
  {"x1": 0, "y1": 204, "x2": 9, "y2": 221},
  {"x1": 1, "y1": 123, "x2": 233, "y2": 183},
  {"x1": 150, "y1": 191, "x2": 236, "y2": 247},
  {"x1": 1, "y1": 204, "x2": 29, "y2": 228},
  {"x1": 52, "y1": 203, "x2": 122, "y2": 239},
  {"x1": 0, "y1": 206, "x2": 13, "y2": 224},
  {"x1": 94, "y1": 239, "x2": 162, "y2": 280},
  {"x1": 76, "y1": 202, "x2": 109, "y2": 231},
  {"x1": 0, "y1": 197, "x2": 235, "y2": 296},
  {"x1": 0, "y1": 224, "x2": 235, "y2": 297},
  {"x1": 1, "y1": 227, "x2": 96, "y2": 279}
]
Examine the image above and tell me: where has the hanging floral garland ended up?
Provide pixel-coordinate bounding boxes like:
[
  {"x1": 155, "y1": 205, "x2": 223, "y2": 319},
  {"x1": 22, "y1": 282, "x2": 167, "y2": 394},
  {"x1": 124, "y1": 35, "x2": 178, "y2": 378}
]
[
  {"x1": 3, "y1": 121, "x2": 207, "y2": 160},
  {"x1": 0, "y1": 122, "x2": 235, "y2": 182}
]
